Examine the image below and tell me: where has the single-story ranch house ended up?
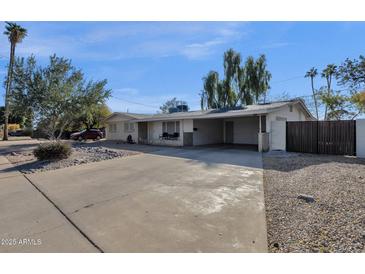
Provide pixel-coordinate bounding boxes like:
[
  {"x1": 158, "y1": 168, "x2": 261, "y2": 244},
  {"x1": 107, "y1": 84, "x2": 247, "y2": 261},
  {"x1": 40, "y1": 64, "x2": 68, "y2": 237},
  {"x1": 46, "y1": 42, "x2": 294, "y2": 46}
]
[{"x1": 104, "y1": 99, "x2": 315, "y2": 151}]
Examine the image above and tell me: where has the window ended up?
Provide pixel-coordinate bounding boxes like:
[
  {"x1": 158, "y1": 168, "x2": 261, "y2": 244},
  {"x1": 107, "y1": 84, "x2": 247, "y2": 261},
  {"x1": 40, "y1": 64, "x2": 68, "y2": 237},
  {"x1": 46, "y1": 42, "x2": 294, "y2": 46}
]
[
  {"x1": 162, "y1": 121, "x2": 180, "y2": 134},
  {"x1": 109, "y1": 124, "x2": 117, "y2": 133},
  {"x1": 166, "y1": 122, "x2": 175, "y2": 134},
  {"x1": 289, "y1": 105, "x2": 293, "y2": 112},
  {"x1": 124, "y1": 122, "x2": 135, "y2": 133}
]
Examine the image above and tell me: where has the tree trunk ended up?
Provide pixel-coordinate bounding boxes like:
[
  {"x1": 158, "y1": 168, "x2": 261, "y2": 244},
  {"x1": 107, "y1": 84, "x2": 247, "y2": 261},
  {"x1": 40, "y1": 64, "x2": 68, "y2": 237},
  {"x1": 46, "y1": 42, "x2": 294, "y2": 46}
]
[
  {"x1": 3, "y1": 44, "x2": 16, "y2": 141},
  {"x1": 324, "y1": 76, "x2": 332, "y2": 121},
  {"x1": 56, "y1": 123, "x2": 66, "y2": 140},
  {"x1": 311, "y1": 77, "x2": 319, "y2": 120}
]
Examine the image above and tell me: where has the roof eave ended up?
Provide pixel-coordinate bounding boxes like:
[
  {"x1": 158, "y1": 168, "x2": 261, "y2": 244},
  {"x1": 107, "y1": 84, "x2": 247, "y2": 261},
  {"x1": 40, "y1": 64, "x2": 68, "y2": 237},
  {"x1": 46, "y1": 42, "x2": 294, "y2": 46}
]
[{"x1": 131, "y1": 110, "x2": 273, "y2": 122}]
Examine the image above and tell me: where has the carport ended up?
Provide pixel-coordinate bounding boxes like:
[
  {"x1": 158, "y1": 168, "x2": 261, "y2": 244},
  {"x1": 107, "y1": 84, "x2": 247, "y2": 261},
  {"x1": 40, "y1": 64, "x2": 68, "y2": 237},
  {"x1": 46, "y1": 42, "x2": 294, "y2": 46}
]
[
  {"x1": 116, "y1": 100, "x2": 315, "y2": 152},
  {"x1": 191, "y1": 115, "x2": 266, "y2": 150},
  {"x1": 135, "y1": 114, "x2": 268, "y2": 151}
]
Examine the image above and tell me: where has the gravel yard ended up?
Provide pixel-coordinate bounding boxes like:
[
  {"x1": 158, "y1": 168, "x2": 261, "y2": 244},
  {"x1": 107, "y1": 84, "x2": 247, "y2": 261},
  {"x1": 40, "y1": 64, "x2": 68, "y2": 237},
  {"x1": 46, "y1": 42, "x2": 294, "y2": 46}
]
[
  {"x1": 6, "y1": 143, "x2": 139, "y2": 174},
  {"x1": 263, "y1": 151, "x2": 365, "y2": 253}
]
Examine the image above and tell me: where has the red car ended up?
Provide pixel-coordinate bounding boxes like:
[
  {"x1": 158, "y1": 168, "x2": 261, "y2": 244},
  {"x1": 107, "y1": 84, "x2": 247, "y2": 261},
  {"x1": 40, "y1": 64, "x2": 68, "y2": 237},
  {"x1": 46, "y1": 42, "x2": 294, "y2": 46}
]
[{"x1": 70, "y1": 129, "x2": 103, "y2": 141}]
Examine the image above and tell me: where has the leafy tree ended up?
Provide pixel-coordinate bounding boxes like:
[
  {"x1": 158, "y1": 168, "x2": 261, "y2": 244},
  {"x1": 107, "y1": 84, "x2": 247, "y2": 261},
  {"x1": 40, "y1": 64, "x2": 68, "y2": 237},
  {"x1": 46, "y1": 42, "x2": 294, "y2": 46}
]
[
  {"x1": 9, "y1": 56, "x2": 36, "y2": 129},
  {"x1": 0, "y1": 106, "x2": 24, "y2": 125},
  {"x1": 239, "y1": 55, "x2": 271, "y2": 105},
  {"x1": 159, "y1": 97, "x2": 189, "y2": 113},
  {"x1": 349, "y1": 91, "x2": 365, "y2": 119},
  {"x1": 72, "y1": 103, "x2": 112, "y2": 130},
  {"x1": 223, "y1": 49, "x2": 241, "y2": 107},
  {"x1": 321, "y1": 64, "x2": 337, "y2": 120},
  {"x1": 318, "y1": 89, "x2": 351, "y2": 120},
  {"x1": 305, "y1": 67, "x2": 319, "y2": 119},
  {"x1": 337, "y1": 55, "x2": 365, "y2": 90},
  {"x1": 252, "y1": 54, "x2": 272, "y2": 103},
  {"x1": 201, "y1": 71, "x2": 221, "y2": 109},
  {"x1": 11, "y1": 55, "x2": 111, "y2": 139},
  {"x1": 200, "y1": 49, "x2": 271, "y2": 109},
  {"x1": 2, "y1": 22, "x2": 27, "y2": 140}
]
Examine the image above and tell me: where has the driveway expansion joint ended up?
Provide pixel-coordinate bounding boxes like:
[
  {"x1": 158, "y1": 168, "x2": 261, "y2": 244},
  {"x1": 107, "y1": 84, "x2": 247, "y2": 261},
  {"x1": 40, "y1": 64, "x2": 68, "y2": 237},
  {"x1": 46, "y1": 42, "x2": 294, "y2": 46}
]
[{"x1": 22, "y1": 174, "x2": 104, "y2": 253}]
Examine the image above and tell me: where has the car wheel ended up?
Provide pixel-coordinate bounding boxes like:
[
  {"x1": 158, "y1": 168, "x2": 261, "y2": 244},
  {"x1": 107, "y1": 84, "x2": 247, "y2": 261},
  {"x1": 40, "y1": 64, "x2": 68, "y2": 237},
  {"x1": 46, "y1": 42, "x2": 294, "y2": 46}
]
[
  {"x1": 78, "y1": 136, "x2": 83, "y2": 141},
  {"x1": 96, "y1": 136, "x2": 101, "y2": 140}
]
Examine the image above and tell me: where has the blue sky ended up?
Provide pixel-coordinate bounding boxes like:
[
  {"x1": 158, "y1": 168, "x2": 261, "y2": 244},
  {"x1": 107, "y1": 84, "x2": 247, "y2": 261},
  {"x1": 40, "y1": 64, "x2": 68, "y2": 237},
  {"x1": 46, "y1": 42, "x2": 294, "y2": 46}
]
[{"x1": 1, "y1": 21, "x2": 365, "y2": 114}]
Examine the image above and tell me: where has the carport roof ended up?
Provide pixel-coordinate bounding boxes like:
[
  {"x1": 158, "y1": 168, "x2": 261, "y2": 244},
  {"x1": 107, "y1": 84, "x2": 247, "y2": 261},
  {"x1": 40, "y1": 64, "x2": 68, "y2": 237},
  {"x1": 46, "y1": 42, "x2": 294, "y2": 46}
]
[
  {"x1": 127, "y1": 99, "x2": 315, "y2": 122},
  {"x1": 105, "y1": 99, "x2": 315, "y2": 123}
]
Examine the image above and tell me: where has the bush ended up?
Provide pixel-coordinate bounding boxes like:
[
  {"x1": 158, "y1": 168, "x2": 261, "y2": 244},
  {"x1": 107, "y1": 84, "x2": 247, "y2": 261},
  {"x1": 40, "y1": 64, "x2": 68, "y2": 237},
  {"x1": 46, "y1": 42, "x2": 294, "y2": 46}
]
[
  {"x1": 34, "y1": 142, "x2": 72, "y2": 160},
  {"x1": 23, "y1": 128, "x2": 33, "y2": 137}
]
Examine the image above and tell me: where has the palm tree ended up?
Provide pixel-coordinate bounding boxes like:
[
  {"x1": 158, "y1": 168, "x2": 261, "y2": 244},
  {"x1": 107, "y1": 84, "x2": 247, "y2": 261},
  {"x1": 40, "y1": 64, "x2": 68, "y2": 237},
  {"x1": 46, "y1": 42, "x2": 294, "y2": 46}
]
[
  {"x1": 305, "y1": 67, "x2": 319, "y2": 119},
  {"x1": 3, "y1": 22, "x2": 27, "y2": 141},
  {"x1": 321, "y1": 64, "x2": 337, "y2": 120}
]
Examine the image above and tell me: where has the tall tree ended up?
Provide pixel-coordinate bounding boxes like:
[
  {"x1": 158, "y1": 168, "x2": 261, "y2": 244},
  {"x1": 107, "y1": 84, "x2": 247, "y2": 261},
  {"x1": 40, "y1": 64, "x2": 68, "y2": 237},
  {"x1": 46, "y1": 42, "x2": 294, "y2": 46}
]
[
  {"x1": 9, "y1": 56, "x2": 36, "y2": 129},
  {"x1": 305, "y1": 67, "x2": 319, "y2": 119},
  {"x1": 349, "y1": 91, "x2": 365, "y2": 119},
  {"x1": 319, "y1": 90, "x2": 350, "y2": 120},
  {"x1": 321, "y1": 64, "x2": 337, "y2": 120},
  {"x1": 238, "y1": 57, "x2": 254, "y2": 105},
  {"x1": 251, "y1": 55, "x2": 271, "y2": 103},
  {"x1": 0, "y1": 106, "x2": 24, "y2": 125},
  {"x1": 200, "y1": 49, "x2": 271, "y2": 109},
  {"x1": 2, "y1": 22, "x2": 27, "y2": 140},
  {"x1": 336, "y1": 55, "x2": 365, "y2": 90},
  {"x1": 223, "y1": 49, "x2": 241, "y2": 107},
  {"x1": 202, "y1": 71, "x2": 220, "y2": 109},
  {"x1": 11, "y1": 55, "x2": 111, "y2": 139},
  {"x1": 238, "y1": 55, "x2": 271, "y2": 105},
  {"x1": 72, "y1": 103, "x2": 112, "y2": 130}
]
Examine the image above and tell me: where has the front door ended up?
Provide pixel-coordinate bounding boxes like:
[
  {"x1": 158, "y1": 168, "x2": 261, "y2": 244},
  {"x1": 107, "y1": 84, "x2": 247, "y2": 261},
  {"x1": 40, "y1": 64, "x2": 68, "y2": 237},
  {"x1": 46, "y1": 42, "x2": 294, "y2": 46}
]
[
  {"x1": 138, "y1": 122, "x2": 148, "y2": 144},
  {"x1": 225, "y1": 121, "x2": 234, "y2": 144}
]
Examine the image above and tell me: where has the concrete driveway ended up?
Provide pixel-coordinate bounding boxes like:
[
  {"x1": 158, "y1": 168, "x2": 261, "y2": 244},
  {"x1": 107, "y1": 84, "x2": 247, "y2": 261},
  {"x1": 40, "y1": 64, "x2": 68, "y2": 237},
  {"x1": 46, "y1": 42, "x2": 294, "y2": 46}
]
[{"x1": 1, "y1": 145, "x2": 267, "y2": 252}]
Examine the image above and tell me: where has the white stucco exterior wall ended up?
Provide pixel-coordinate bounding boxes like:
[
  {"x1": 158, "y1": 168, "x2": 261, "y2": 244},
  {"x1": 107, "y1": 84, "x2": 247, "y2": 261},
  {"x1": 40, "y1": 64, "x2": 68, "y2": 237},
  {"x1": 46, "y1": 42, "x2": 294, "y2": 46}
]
[
  {"x1": 224, "y1": 116, "x2": 260, "y2": 145},
  {"x1": 183, "y1": 119, "x2": 194, "y2": 132},
  {"x1": 105, "y1": 114, "x2": 138, "y2": 142},
  {"x1": 266, "y1": 103, "x2": 311, "y2": 150},
  {"x1": 106, "y1": 120, "x2": 138, "y2": 141},
  {"x1": 356, "y1": 119, "x2": 365, "y2": 158},
  {"x1": 193, "y1": 119, "x2": 223, "y2": 146},
  {"x1": 147, "y1": 120, "x2": 183, "y2": 146}
]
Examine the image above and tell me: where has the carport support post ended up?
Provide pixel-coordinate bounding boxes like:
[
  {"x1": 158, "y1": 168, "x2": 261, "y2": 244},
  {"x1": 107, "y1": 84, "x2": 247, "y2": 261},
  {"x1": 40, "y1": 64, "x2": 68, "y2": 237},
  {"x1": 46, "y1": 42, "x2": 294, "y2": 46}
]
[{"x1": 258, "y1": 115, "x2": 262, "y2": 152}]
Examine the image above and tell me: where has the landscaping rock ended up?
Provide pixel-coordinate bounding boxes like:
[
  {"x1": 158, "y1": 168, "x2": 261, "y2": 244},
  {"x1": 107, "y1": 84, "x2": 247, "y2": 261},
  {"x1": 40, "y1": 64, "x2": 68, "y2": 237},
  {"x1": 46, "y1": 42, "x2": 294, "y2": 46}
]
[
  {"x1": 264, "y1": 153, "x2": 365, "y2": 253},
  {"x1": 6, "y1": 143, "x2": 139, "y2": 174},
  {"x1": 297, "y1": 194, "x2": 315, "y2": 203}
]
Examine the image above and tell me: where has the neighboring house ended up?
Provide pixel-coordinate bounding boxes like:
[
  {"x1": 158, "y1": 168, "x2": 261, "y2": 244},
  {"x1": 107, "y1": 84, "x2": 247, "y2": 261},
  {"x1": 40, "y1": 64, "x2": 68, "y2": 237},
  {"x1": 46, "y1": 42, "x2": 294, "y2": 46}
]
[{"x1": 105, "y1": 99, "x2": 315, "y2": 151}]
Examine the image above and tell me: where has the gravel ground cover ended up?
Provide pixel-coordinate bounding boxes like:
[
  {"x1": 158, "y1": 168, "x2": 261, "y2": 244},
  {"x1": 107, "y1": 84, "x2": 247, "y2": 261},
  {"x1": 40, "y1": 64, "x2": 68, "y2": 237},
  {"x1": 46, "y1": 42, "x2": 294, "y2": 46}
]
[
  {"x1": 263, "y1": 151, "x2": 365, "y2": 253},
  {"x1": 6, "y1": 143, "x2": 139, "y2": 174}
]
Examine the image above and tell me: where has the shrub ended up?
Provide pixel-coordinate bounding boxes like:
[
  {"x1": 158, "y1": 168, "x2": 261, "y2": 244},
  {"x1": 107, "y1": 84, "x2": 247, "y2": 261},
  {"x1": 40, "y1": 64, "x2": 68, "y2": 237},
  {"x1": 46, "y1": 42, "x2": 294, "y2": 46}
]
[
  {"x1": 23, "y1": 128, "x2": 33, "y2": 137},
  {"x1": 34, "y1": 142, "x2": 72, "y2": 161}
]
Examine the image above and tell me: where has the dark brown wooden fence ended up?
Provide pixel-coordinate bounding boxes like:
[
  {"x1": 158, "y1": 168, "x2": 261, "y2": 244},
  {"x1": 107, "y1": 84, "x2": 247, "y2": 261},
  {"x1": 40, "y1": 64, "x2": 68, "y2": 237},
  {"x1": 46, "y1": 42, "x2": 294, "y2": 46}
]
[{"x1": 286, "y1": 120, "x2": 356, "y2": 155}]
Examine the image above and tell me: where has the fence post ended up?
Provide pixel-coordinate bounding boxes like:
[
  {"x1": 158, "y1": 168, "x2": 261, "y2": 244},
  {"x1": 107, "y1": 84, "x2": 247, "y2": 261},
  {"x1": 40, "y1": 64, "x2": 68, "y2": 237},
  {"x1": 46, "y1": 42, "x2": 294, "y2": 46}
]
[
  {"x1": 356, "y1": 119, "x2": 365, "y2": 158},
  {"x1": 316, "y1": 120, "x2": 319, "y2": 154}
]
